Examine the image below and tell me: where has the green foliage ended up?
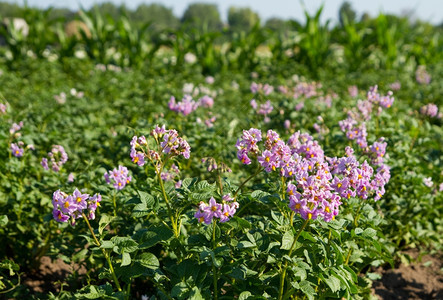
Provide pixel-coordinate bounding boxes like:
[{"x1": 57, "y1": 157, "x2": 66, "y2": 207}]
[{"x1": 0, "y1": 3, "x2": 442, "y2": 299}]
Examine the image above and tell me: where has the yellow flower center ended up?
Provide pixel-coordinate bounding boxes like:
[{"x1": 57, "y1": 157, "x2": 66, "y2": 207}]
[
  {"x1": 325, "y1": 207, "x2": 330, "y2": 213},
  {"x1": 76, "y1": 197, "x2": 81, "y2": 203},
  {"x1": 211, "y1": 206, "x2": 217, "y2": 212},
  {"x1": 64, "y1": 202, "x2": 70, "y2": 208},
  {"x1": 308, "y1": 213, "x2": 312, "y2": 220},
  {"x1": 265, "y1": 157, "x2": 270, "y2": 162},
  {"x1": 134, "y1": 156, "x2": 139, "y2": 163},
  {"x1": 295, "y1": 203, "x2": 301, "y2": 209},
  {"x1": 337, "y1": 183, "x2": 342, "y2": 188}
]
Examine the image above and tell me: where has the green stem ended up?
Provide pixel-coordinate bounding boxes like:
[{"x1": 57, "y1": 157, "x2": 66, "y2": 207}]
[
  {"x1": 157, "y1": 171, "x2": 178, "y2": 238},
  {"x1": 278, "y1": 219, "x2": 309, "y2": 300},
  {"x1": 212, "y1": 221, "x2": 218, "y2": 300},
  {"x1": 345, "y1": 201, "x2": 364, "y2": 265},
  {"x1": 82, "y1": 213, "x2": 122, "y2": 292},
  {"x1": 217, "y1": 170, "x2": 223, "y2": 195},
  {"x1": 112, "y1": 191, "x2": 117, "y2": 217},
  {"x1": 234, "y1": 166, "x2": 262, "y2": 198}
]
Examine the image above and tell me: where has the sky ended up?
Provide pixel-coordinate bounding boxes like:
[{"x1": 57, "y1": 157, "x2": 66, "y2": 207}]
[{"x1": 3, "y1": 0, "x2": 443, "y2": 25}]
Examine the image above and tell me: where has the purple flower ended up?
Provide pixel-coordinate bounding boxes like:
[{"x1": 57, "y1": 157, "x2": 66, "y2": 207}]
[
  {"x1": 295, "y1": 102, "x2": 304, "y2": 111},
  {"x1": 423, "y1": 177, "x2": 433, "y2": 187},
  {"x1": 348, "y1": 85, "x2": 358, "y2": 97},
  {"x1": 41, "y1": 145, "x2": 68, "y2": 172},
  {"x1": 72, "y1": 189, "x2": 89, "y2": 210},
  {"x1": 198, "y1": 95, "x2": 214, "y2": 108},
  {"x1": 250, "y1": 99, "x2": 257, "y2": 109},
  {"x1": 416, "y1": 66, "x2": 431, "y2": 85},
  {"x1": 194, "y1": 196, "x2": 238, "y2": 224},
  {"x1": 0, "y1": 103, "x2": 7, "y2": 114},
  {"x1": 68, "y1": 173, "x2": 75, "y2": 183},
  {"x1": 9, "y1": 121, "x2": 23, "y2": 135},
  {"x1": 389, "y1": 81, "x2": 401, "y2": 91},
  {"x1": 11, "y1": 143, "x2": 24, "y2": 157},
  {"x1": 169, "y1": 95, "x2": 199, "y2": 116},
  {"x1": 104, "y1": 165, "x2": 131, "y2": 190},
  {"x1": 420, "y1": 104, "x2": 438, "y2": 118},
  {"x1": 53, "y1": 208, "x2": 69, "y2": 223},
  {"x1": 257, "y1": 100, "x2": 273, "y2": 116}
]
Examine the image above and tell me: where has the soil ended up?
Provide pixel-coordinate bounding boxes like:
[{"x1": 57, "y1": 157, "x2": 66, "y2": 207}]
[
  {"x1": 19, "y1": 250, "x2": 443, "y2": 299},
  {"x1": 22, "y1": 255, "x2": 87, "y2": 295},
  {"x1": 372, "y1": 249, "x2": 443, "y2": 300}
]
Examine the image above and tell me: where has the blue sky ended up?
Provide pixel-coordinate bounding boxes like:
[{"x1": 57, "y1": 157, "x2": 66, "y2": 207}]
[{"x1": 3, "y1": 0, "x2": 443, "y2": 25}]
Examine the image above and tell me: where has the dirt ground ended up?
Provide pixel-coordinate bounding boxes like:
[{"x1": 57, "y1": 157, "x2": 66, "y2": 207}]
[
  {"x1": 372, "y1": 249, "x2": 443, "y2": 300},
  {"x1": 21, "y1": 250, "x2": 443, "y2": 299}
]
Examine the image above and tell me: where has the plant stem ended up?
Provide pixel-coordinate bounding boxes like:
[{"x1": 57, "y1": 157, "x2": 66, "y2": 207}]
[
  {"x1": 112, "y1": 190, "x2": 117, "y2": 217},
  {"x1": 278, "y1": 219, "x2": 309, "y2": 300},
  {"x1": 217, "y1": 170, "x2": 223, "y2": 195},
  {"x1": 234, "y1": 166, "x2": 262, "y2": 198},
  {"x1": 345, "y1": 201, "x2": 364, "y2": 265},
  {"x1": 157, "y1": 171, "x2": 178, "y2": 238},
  {"x1": 82, "y1": 213, "x2": 122, "y2": 292},
  {"x1": 212, "y1": 221, "x2": 218, "y2": 300}
]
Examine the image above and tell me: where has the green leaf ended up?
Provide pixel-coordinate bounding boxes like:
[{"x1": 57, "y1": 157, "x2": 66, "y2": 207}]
[
  {"x1": 111, "y1": 237, "x2": 138, "y2": 253},
  {"x1": 238, "y1": 241, "x2": 255, "y2": 248},
  {"x1": 362, "y1": 228, "x2": 377, "y2": 238},
  {"x1": 0, "y1": 215, "x2": 8, "y2": 227},
  {"x1": 139, "y1": 191, "x2": 155, "y2": 206},
  {"x1": 299, "y1": 280, "x2": 315, "y2": 300},
  {"x1": 281, "y1": 230, "x2": 294, "y2": 250},
  {"x1": 189, "y1": 286, "x2": 204, "y2": 300},
  {"x1": 239, "y1": 291, "x2": 252, "y2": 300},
  {"x1": 98, "y1": 214, "x2": 115, "y2": 235},
  {"x1": 0, "y1": 259, "x2": 19, "y2": 276},
  {"x1": 230, "y1": 216, "x2": 252, "y2": 230},
  {"x1": 137, "y1": 252, "x2": 159, "y2": 269},
  {"x1": 100, "y1": 240, "x2": 114, "y2": 249},
  {"x1": 132, "y1": 202, "x2": 149, "y2": 217},
  {"x1": 121, "y1": 252, "x2": 131, "y2": 267},
  {"x1": 138, "y1": 225, "x2": 173, "y2": 249},
  {"x1": 300, "y1": 231, "x2": 316, "y2": 242},
  {"x1": 320, "y1": 273, "x2": 341, "y2": 293}
]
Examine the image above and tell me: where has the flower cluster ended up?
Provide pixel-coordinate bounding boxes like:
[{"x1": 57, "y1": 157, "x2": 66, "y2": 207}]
[
  {"x1": 194, "y1": 194, "x2": 239, "y2": 224},
  {"x1": 168, "y1": 95, "x2": 199, "y2": 116},
  {"x1": 168, "y1": 94, "x2": 215, "y2": 116},
  {"x1": 52, "y1": 189, "x2": 102, "y2": 225},
  {"x1": 339, "y1": 86, "x2": 394, "y2": 151},
  {"x1": 420, "y1": 104, "x2": 439, "y2": 118},
  {"x1": 41, "y1": 145, "x2": 68, "y2": 172},
  {"x1": 11, "y1": 142, "x2": 24, "y2": 157},
  {"x1": 130, "y1": 125, "x2": 191, "y2": 169},
  {"x1": 348, "y1": 85, "x2": 358, "y2": 97},
  {"x1": 250, "y1": 99, "x2": 273, "y2": 123},
  {"x1": 201, "y1": 157, "x2": 232, "y2": 173},
  {"x1": 104, "y1": 165, "x2": 132, "y2": 190},
  {"x1": 415, "y1": 65, "x2": 431, "y2": 85},
  {"x1": 236, "y1": 128, "x2": 391, "y2": 221},
  {"x1": 250, "y1": 82, "x2": 274, "y2": 95},
  {"x1": 0, "y1": 103, "x2": 6, "y2": 114},
  {"x1": 9, "y1": 121, "x2": 23, "y2": 135},
  {"x1": 161, "y1": 164, "x2": 180, "y2": 181}
]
